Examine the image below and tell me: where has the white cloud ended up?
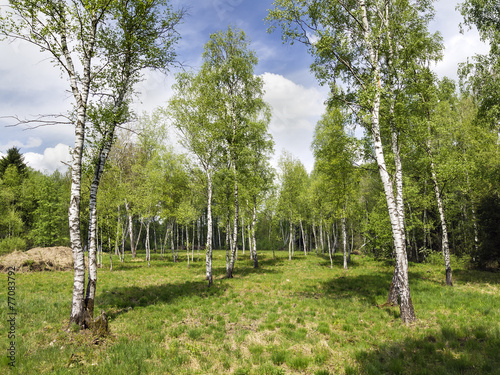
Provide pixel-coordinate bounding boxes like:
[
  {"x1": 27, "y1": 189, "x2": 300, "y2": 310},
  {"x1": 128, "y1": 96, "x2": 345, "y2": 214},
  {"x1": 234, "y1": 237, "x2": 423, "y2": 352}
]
[
  {"x1": 0, "y1": 137, "x2": 42, "y2": 153},
  {"x1": 261, "y1": 73, "x2": 328, "y2": 172},
  {"x1": 24, "y1": 144, "x2": 71, "y2": 174},
  {"x1": 261, "y1": 72, "x2": 327, "y2": 132},
  {"x1": 432, "y1": 31, "x2": 489, "y2": 80}
]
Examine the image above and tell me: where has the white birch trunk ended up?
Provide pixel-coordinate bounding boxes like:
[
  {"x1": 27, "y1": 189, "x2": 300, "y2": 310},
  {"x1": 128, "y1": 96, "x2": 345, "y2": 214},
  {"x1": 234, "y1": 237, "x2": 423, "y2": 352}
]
[
  {"x1": 326, "y1": 231, "x2": 333, "y2": 269},
  {"x1": 227, "y1": 178, "x2": 239, "y2": 278},
  {"x1": 186, "y1": 224, "x2": 190, "y2": 268},
  {"x1": 146, "y1": 219, "x2": 151, "y2": 267},
  {"x1": 299, "y1": 219, "x2": 307, "y2": 256},
  {"x1": 360, "y1": 0, "x2": 415, "y2": 323},
  {"x1": 206, "y1": 170, "x2": 213, "y2": 286},
  {"x1": 67, "y1": 12, "x2": 98, "y2": 328},
  {"x1": 429, "y1": 156, "x2": 452, "y2": 285},
  {"x1": 342, "y1": 216, "x2": 348, "y2": 270},
  {"x1": 251, "y1": 196, "x2": 258, "y2": 268}
]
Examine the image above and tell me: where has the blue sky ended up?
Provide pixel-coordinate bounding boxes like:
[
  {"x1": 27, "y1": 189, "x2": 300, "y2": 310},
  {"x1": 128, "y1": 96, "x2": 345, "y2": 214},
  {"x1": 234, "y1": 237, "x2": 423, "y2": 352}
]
[{"x1": 0, "y1": 0, "x2": 490, "y2": 174}]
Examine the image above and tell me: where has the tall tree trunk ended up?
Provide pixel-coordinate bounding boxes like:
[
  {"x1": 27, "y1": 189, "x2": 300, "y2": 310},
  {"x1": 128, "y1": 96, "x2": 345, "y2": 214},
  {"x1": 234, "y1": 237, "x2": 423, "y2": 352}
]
[
  {"x1": 125, "y1": 202, "x2": 136, "y2": 258},
  {"x1": 251, "y1": 196, "x2": 258, "y2": 268},
  {"x1": 312, "y1": 222, "x2": 318, "y2": 255},
  {"x1": 326, "y1": 231, "x2": 333, "y2": 269},
  {"x1": 360, "y1": 0, "x2": 415, "y2": 323},
  {"x1": 242, "y1": 213, "x2": 246, "y2": 255},
  {"x1": 319, "y1": 219, "x2": 324, "y2": 255},
  {"x1": 227, "y1": 178, "x2": 239, "y2": 278},
  {"x1": 135, "y1": 218, "x2": 144, "y2": 255},
  {"x1": 68, "y1": 70, "x2": 91, "y2": 329},
  {"x1": 85, "y1": 129, "x2": 113, "y2": 319},
  {"x1": 206, "y1": 170, "x2": 213, "y2": 286},
  {"x1": 342, "y1": 215, "x2": 348, "y2": 270},
  {"x1": 186, "y1": 224, "x2": 190, "y2": 268},
  {"x1": 288, "y1": 220, "x2": 293, "y2": 261},
  {"x1": 146, "y1": 219, "x2": 151, "y2": 267},
  {"x1": 429, "y1": 155, "x2": 453, "y2": 286},
  {"x1": 299, "y1": 219, "x2": 307, "y2": 256}
]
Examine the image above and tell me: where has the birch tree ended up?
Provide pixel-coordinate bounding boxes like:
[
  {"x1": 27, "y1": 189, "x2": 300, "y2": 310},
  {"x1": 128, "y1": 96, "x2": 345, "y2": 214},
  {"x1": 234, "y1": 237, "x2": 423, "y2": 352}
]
[
  {"x1": 169, "y1": 70, "x2": 225, "y2": 286},
  {"x1": 268, "y1": 0, "x2": 441, "y2": 323},
  {"x1": 201, "y1": 26, "x2": 271, "y2": 279},
  {"x1": 0, "y1": 0, "x2": 183, "y2": 327},
  {"x1": 1, "y1": 0, "x2": 114, "y2": 328},
  {"x1": 312, "y1": 104, "x2": 360, "y2": 270}
]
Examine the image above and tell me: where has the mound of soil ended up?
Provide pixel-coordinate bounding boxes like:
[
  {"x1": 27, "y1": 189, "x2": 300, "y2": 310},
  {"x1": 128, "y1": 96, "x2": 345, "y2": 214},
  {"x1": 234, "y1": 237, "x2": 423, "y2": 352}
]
[{"x1": 0, "y1": 246, "x2": 73, "y2": 272}]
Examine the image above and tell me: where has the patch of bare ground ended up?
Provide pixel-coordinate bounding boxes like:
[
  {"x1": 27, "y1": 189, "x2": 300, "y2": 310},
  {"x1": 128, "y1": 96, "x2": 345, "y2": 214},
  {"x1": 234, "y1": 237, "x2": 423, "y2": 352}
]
[{"x1": 0, "y1": 246, "x2": 73, "y2": 272}]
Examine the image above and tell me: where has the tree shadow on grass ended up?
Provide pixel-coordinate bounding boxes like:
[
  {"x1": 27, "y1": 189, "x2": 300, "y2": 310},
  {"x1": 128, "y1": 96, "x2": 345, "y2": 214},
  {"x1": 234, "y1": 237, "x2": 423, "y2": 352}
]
[
  {"x1": 319, "y1": 273, "x2": 392, "y2": 307},
  {"x1": 453, "y1": 268, "x2": 500, "y2": 285},
  {"x1": 315, "y1": 254, "x2": 363, "y2": 269},
  {"x1": 348, "y1": 325, "x2": 500, "y2": 375},
  {"x1": 97, "y1": 279, "x2": 226, "y2": 320}
]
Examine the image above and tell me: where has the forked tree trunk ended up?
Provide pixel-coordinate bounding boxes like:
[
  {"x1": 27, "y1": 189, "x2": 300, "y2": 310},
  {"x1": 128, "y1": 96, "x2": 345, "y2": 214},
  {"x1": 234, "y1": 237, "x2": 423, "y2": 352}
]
[
  {"x1": 361, "y1": 0, "x2": 415, "y2": 323},
  {"x1": 68, "y1": 55, "x2": 94, "y2": 329}
]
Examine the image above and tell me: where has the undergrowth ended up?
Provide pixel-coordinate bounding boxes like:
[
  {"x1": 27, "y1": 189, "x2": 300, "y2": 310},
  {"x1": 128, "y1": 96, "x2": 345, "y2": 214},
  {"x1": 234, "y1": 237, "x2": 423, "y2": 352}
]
[{"x1": 0, "y1": 250, "x2": 499, "y2": 374}]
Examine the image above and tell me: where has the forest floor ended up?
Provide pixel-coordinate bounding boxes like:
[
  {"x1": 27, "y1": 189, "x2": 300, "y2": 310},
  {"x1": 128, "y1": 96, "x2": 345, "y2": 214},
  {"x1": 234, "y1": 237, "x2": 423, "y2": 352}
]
[{"x1": 0, "y1": 249, "x2": 499, "y2": 374}]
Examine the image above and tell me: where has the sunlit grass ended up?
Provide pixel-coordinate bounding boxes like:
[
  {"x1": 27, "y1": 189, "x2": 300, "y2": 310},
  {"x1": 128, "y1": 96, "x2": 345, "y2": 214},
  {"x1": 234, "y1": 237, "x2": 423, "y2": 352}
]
[{"x1": 0, "y1": 249, "x2": 499, "y2": 374}]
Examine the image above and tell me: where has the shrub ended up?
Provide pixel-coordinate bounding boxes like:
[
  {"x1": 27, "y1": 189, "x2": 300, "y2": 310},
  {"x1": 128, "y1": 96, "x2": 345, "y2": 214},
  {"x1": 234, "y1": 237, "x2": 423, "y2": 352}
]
[{"x1": 0, "y1": 236, "x2": 26, "y2": 254}]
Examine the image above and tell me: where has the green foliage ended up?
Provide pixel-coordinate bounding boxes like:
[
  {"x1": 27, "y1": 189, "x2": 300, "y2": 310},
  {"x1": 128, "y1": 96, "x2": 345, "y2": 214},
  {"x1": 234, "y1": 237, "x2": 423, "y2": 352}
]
[
  {"x1": 0, "y1": 147, "x2": 27, "y2": 178},
  {"x1": 0, "y1": 236, "x2": 26, "y2": 254}
]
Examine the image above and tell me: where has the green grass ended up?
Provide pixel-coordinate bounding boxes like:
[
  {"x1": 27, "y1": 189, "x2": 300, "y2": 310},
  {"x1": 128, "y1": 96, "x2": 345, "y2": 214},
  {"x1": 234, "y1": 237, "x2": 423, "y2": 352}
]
[{"x1": 1, "y1": 250, "x2": 499, "y2": 374}]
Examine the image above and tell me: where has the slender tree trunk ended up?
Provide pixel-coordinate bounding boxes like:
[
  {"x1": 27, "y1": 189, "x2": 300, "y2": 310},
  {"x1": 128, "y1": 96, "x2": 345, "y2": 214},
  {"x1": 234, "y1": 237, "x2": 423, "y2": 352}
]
[
  {"x1": 197, "y1": 218, "x2": 201, "y2": 262},
  {"x1": 251, "y1": 196, "x2": 258, "y2": 268},
  {"x1": 320, "y1": 219, "x2": 324, "y2": 255},
  {"x1": 135, "y1": 218, "x2": 144, "y2": 255},
  {"x1": 192, "y1": 223, "x2": 195, "y2": 262},
  {"x1": 242, "y1": 214, "x2": 246, "y2": 255},
  {"x1": 300, "y1": 219, "x2": 307, "y2": 256},
  {"x1": 288, "y1": 220, "x2": 293, "y2": 261},
  {"x1": 332, "y1": 221, "x2": 338, "y2": 257},
  {"x1": 206, "y1": 170, "x2": 213, "y2": 286},
  {"x1": 68, "y1": 51, "x2": 94, "y2": 329},
  {"x1": 170, "y1": 221, "x2": 175, "y2": 261},
  {"x1": 146, "y1": 219, "x2": 151, "y2": 267},
  {"x1": 312, "y1": 222, "x2": 318, "y2": 255},
  {"x1": 186, "y1": 224, "x2": 190, "y2": 268},
  {"x1": 429, "y1": 155, "x2": 453, "y2": 286},
  {"x1": 326, "y1": 231, "x2": 333, "y2": 269},
  {"x1": 227, "y1": 176, "x2": 239, "y2": 278},
  {"x1": 342, "y1": 215, "x2": 348, "y2": 270},
  {"x1": 125, "y1": 203, "x2": 136, "y2": 258}
]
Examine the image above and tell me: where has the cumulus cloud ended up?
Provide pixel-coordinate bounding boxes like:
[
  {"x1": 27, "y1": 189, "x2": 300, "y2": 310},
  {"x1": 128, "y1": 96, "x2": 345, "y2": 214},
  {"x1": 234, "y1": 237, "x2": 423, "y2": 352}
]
[
  {"x1": 24, "y1": 144, "x2": 71, "y2": 174},
  {"x1": 261, "y1": 72, "x2": 327, "y2": 132},
  {"x1": 260, "y1": 73, "x2": 328, "y2": 172}
]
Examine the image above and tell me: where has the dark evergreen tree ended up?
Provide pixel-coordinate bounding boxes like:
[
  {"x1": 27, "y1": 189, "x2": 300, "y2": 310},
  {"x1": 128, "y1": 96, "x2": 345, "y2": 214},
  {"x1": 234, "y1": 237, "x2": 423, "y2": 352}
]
[{"x1": 0, "y1": 147, "x2": 27, "y2": 178}]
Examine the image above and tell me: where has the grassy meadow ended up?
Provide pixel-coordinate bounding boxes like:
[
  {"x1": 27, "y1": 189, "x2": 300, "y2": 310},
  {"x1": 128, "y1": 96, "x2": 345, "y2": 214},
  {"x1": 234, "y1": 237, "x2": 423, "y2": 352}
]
[{"x1": 1, "y1": 249, "x2": 499, "y2": 374}]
